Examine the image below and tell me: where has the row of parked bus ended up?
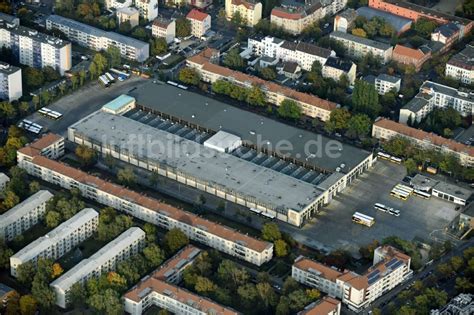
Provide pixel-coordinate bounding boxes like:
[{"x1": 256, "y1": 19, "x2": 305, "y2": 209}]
[
  {"x1": 98, "y1": 69, "x2": 131, "y2": 88},
  {"x1": 390, "y1": 183, "x2": 413, "y2": 201},
  {"x1": 38, "y1": 107, "x2": 63, "y2": 120},
  {"x1": 249, "y1": 208, "x2": 276, "y2": 220},
  {"x1": 377, "y1": 152, "x2": 402, "y2": 164},
  {"x1": 18, "y1": 119, "x2": 42, "y2": 134}
]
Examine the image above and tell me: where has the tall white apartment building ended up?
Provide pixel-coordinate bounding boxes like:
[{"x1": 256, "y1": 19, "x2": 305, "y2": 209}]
[
  {"x1": 225, "y1": 0, "x2": 262, "y2": 27},
  {"x1": 292, "y1": 246, "x2": 412, "y2": 313},
  {"x1": 446, "y1": 45, "x2": 474, "y2": 85},
  {"x1": 152, "y1": 18, "x2": 175, "y2": 44},
  {"x1": 400, "y1": 80, "x2": 474, "y2": 124},
  {"x1": 106, "y1": 0, "x2": 133, "y2": 10},
  {"x1": 320, "y1": 0, "x2": 348, "y2": 17},
  {"x1": 0, "y1": 21, "x2": 71, "y2": 75},
  {"x1": 271, "y1": 0, "x2": 324, "y2": 35},
  {"x1": 374, "y1": 74, "x2": 401, "y2": 95},
  {"x1": 46, "y1": 15, "x2": 149, "y2": 62},
  {"x1": 134, "y1": 0, "x2": 158, "y2": 21},
  {"x1": 0, "y1": 190, "x2": 54, "y2": 242},
  {"x1": 50, "y1": 227, "x2": 146, "y2": 308},
  {"x1": 10, "y1": 208, "x2": 99, "y2": 277},
  {"x1": 330, "y1": 31, "x2": 393, "y2": 64},
  {"x1": 0, "y1": 172, "x2": 9, "y2": 192},
  {"x1": 186, "y1": 9, "x2": 211, "y2": 38},
  {"x1": 0, "y1": 62, "x2": 22, "y2": 102},
  {"x1": 17, "y1": 135, "x2": 274, "y2": 267}
]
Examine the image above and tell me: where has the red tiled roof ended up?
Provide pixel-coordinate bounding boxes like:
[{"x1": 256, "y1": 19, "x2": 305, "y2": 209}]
[
  {"x1": 124, "y1": 278, "x2": 240, "y2": 314},
  {"x1": 231, "y1": 0, "x2": 255, "y2": 9},
  {"x1": 186, "y1": 9, "x2": 209, "y2": 22},
  {"x1": 21, "y1": 147, "x2": 272, "y2": 253},
  {"x1": 393, "y1": 44, "x2": 426, "y2": 61},
  {"x1": 187, "y1": 53, "x2": 337, "y2": 112},
  {"x1": 293, "y1": 256, "x2": 344, "y2": 282},
  {"x1": 271, "y1": 8, "x2": 305, "y2": 20},
  {"x1": 299, "y1": 296, "x2": 341, "y2": 315},
  {"x1": 152, "y1": 245, "x2": 200, "y2": 281},
  {"x1": 374, "y1": 118, "x2": 474, "y2": 156}
]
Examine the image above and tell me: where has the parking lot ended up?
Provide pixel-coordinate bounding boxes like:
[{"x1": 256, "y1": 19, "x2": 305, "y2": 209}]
[
  {"x1": 291, "y1": 160, "x2": 460, "y2": 254},
  {"x1": 24, "y1": 76, "x2": 148, "y2": 136}
]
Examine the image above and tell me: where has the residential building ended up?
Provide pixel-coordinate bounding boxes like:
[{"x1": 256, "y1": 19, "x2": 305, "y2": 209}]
[
  {"x1": 151, "y1": 245, "x2": 202, "y2": 284},
  {"x1": 374, "y1": 73, "x2": 401, "y2": 95},
  {"x1": 431, "y1": 22, "x2": 460, "y2": 52},
  {"x1": 399, "y1": 81, "x2": 474, "y2": 124},
  {"x1": 0, "y1": 12, "x2": 20, "y2": 27},
  {"x1": 225, "y1": 0, "x2": 262, "y2": 27},
  {"x1": 46, "y1": 15, "x2": 149, "y2": 62},
  {"x1": 0, "y1": 173, "x2": 9, "y2": 192},
  {"x1": 186, "y1": 9, "x2": 211, "y2": 38},
  {"x1": 187, "y1": 49, "x2": 337, "y2": 121},
  {"x1": 10, "y1": 208, "x2": 99, "y2": 277},
  {"x1": 171, "y1": 0, "x2": 212, "y2": 9},
  {"x1": 330, "y1": 31, "x2": 393, "y2": 64},
  {"x1": 124, "y1": 278, "x2": 240, "y2": 315},
  {"x1": 0, "y1": 62, "x2": 21, "y2": 102},
  {"x1": 271, "y1": 0, "x2": 324, "y2": 35},
  {"x1": 281, "y1": 61, "x2": 302, "y2": 79},
  {"x1": 152, "y1": 18, "x2": 175, "y2": 44},
  {"x1": 322, "y1": 57, "x2": 357, "y2": 85},
  {"x1": 0, "y1": 190, "x2": 54, "y2": 242},
  {"x1": 334, "y1": 8, "x2": 357, "y2": 33},
  {"x1": 292, "y1": 245, "x2": 412, "y2": 312},
  {"x1": 17, "y1": 135, "x2": 274, "y2": 266},
  {"x1": 368, "y1": 0, "x2": 473, "y2": 36},
  {"x1": 19, "y1": 133, "x2": 65, "y2": 159},
  {"x1": 105, "y1": 0, "x2": 133, "y2": 10},
  {"x1": 134, "y1": 0, "x2": 158, "y2": 21},
  {"x1": 431, "y1": 293, "x2": 473, "y2": 315},
  {"x1": 445, "y1": 45, "x2": 474, "y2": 84},
  {"x1": 0, "y1": 21, "x2": 71, "y2": 75},
  {"x1": 298, "y1": 297, "x2": 341, "y2": 315},
  {"x1": 392, "y1": 44, "x2": 431, "y2": 71},
  {"x1": 320, "y1": 0, "x2": 347, "y2": 17},
  {"x1": 116, "y1": 7, "x2": 140, "y2": 28},
  {"x1": 372, "y1": 117, "x2": 474, "y2": 166},
  {"x1": 51, "y1": 227, "x2": 146, "y2": 308}
]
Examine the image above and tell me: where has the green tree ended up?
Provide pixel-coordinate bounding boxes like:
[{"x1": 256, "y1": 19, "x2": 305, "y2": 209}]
[
  {"x1": 87, "y1": 289, "x2": 123, "y2": 315},
  {"x1": 278, "y1": 99, "x2": 302, "y2": 120},
  {"x1": 256, "y1": 282, "x2": 278, "y2": 309},
  {"x1": 119, "y1": 20, "x2": 132, "y2": 33},
  {"x1": 163, "y1": 228, "x2": 189, "y2": 253},
  {"x1": 17, "y1": 261, "x2": 36, "y2": 286},
  {"x1": 75, "y1": 144, "x2": 97, "y2": 168},
  {"x1": 246, "y1": 85, "x2": 266, "y2": 106},
  {"x1": 217, "y1": 259, "x2": 249, "y2": 289},
  {"x1": 352, "y1": 80, "x2": 380, "y2": 118},
  {"x1": 455, "y1": 277, "x2": 473, "y2": 293},
  {"x1": 143, "y1": 244, "x2": 165, "y2": 267},
  {"x1": 31, "y1": 282, "x2": 55, "y2": 310},
  {"x1": 260, "y1": 67, "x2": 277, "y2": 80},
  {"x1": 282, "y1": 276, "x2": 299, "y2": 295},
  {"x1": 176, "y1": 18, "x2": 191, "y2": 37},
  {"x1": 288, "y1": 289, "x2": 311, "y2": 311},
  {"x1": 106, "y1": 46, "x2": 121, "y2": 68},
  {"x1": 45, "y1": 210, "x2": 61, "y2": 228},
  {"x1": 178, "y1": 67, "x2": 201, "y2": 86},
  {"x1": 2, "y1": 190, "x2": 19, "y2": 209},
  {"x1": 143, "y1": 222, "x2": 157, "y2": 243},
  {"x1": 237, "y1": 283, "x2": 258, "y2": 309},
  {"x1": 117, "y1": 166, "x2": 137, "y2": 187},
  {"x1": 195, "y1": 276, "x2": 217, "y2": 295},
  {"x1": 68, "y1": 282, "x2": 87, "y2": 308},
  {"x1": 450, "y1": 256, "x2": 464, "y2": 272},
  {"x1": 276, "y1": 296, "x2": 290, "y2": 315},
  {"x1": 42, "y1": 66, "x2": 61, "y2": 82},
  {"x1": 346, "y1": 114, "x2": 372, "y2": 138},
  {"x1": 0, "y1": 240, "x2": 13, "y2": 269},
  {"x1": 352, "y1": 28, "x2": 367, "y2": 37},
  {"x1": 223, "y1": 48, "x2": 245, "y2": 71},
  {"x1": 23, "y1": 67, "x2": 44, "y2": 89},
  {"x1": 413, "y1": 18, "x2": 437, "y2": 38},
  {"x1": 274, "y1": 239, "x2": 289, "y2": 257},
  {"x1": 261, "y1": 223, "x2": 281, "y2": 241},
  {"x1": 404, "y1": 158, "x2": 418, "y2": 175},
  {"x1": 131, "y1": 27, "x2": 147, "y2": 40},
  {"x1": 151, "y1": 37, "x2": 168, "y2": 55},
  {"x1": 92, "y1": 53, "x2": 108, "y2": 75},
  {"x1": 19, "y1": 295, "x2": 37, "y2": 315}
]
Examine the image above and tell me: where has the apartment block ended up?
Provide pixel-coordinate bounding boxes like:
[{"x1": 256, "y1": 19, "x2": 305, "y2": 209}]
[
  {"x1": 19, "y1": 133, "x2": 65, "y2": 159},
  {"x1": 225, "y1": 0, "x2": 262, "y2": 27},
  {"x1": 247, "y1": 35, "x2": 334, "y2": 71},
  {"x1": 187, "y1": 49, "x2": 337, "y2": 121},
  {"x1": 292, "y1": 246, "x2": 412, "y2": 312},
  {"x1": 271, "y1": 0, "x2": 323, "y2": 35},
  {"x1": 400, "y1": 81, "x2": 474, "y2": 124},
  {"x1": 392, "y1": 44, "x2": 431, "y2": 71},
  {"x1": 46, "y1": 15, "x2": 149, "y2": 62},
  {"x1": 186, "y1": 9, "x2": 211, "y2": 38},
  {"x1": 0, "y1": 62, "x2": 22, "y2": 102},
  {"x1": 152, "y1": 245, "x2": 201, "y2": 284},
  {"x1": 116, "y1": 7, "x2": 140, "y2": 28},
  {"x1": 152, "y1": 18, "x2": 175, "y2": 44},
  {"x1": 330, "y1": 31, "x2": 393, "y2": 64},
  {"x1": 0, "y1": 173, "x2": 9, "y2": 192},
  {"x1": 298, "y1": 297, "x2": 341, "y2": 315},
  {"x1": 446, "y1": 45, "x2": 474, "y2": 85},
  {"x1": 0, "y1": 21, "x2": 71, "y2": 75},
  {"x1": 372, "y1": 117, "x2": 474, "y2": 166},
  {"x1": 374, "y1": 73, "x2": 401, "y2": 95},
  {"x1": 135, "y1": 0, "x2": 158, "y2": 21},
  {"x1": 0, "y1": 190, "x2": 54, "y2": 242},
  {"x1": 333, "y1": 8, "x2": 357, "y2": 33},
  {"x1": 0, "y1": 12, "x2": 20, "y2": 27},
  {"x1": 171, "y1": 0, "x2": 212, "y2": 9},
  {"x1": 105, "y1": 0, "x2": 133, "y2": 10},
  {"x1": 17, "y1": 135, "x2": 274, "y2": 266},
  {"x1": 51, "y1": 227, "x2": 146, "y2": 308},
  {"x1": 320, "y1": 0, "x2": 347, "y2": 17},
  {"x1": 431, "y1": 293, "x2": 473, "y2": 315},
  {"x1": 431, "y1": 22, "x2": 460, "y2": 51},
  {"x1": 124, "y1": 278, "x2": 240, "y2": 315},
  {"x1": 10, "y1": 208, "x2": 99, "y2": 277},
  {"x1": 322, "y1": 57, "x2": 357, "y2": 85}
]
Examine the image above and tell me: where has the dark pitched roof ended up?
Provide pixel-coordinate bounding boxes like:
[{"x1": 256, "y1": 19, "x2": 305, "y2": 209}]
[{"x1": 324, "y1": 57, "x2": 354, "y2": 72}]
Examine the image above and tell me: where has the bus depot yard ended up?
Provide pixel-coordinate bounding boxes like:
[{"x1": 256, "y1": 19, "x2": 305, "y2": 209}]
[{"x1": 296, "y1": 160, "x2": 460, "y2": 254}]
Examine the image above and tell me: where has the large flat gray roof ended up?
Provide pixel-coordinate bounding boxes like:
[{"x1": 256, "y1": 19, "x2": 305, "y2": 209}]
[
  {"x1": 69, "y1": 110, "x2": 324, "y2": 213},
  {"x1": 129, "y1": 82, "x2": 371, "y2": 173}
]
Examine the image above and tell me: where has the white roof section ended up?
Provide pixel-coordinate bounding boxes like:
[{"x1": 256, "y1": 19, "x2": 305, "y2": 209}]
[
  {"x1": 50, "y1": 227, "x2": 145, "y2": 290},
  {"x1": 203, "y1": 131, "x2": 242, "y2": 152},
  {"x1": 0, "y1": 190, "x2": 53, "y2": 228},
  {"x1": 0, "y1": 172, "x2": 10, "y2": 184},
  {"x1": 11, "y1": 208, "x2": 99, "y2": 263}
]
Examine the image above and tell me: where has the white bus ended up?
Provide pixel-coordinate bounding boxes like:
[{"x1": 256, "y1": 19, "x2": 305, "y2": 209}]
[
  {"x1": 374, "y1": 203, "x2": 391, "y2": 213},
  {"x1": 167, "y1": 80, "x2": 178, "y2": 86},
  {"x1": 352, "y1": 212, "x2": 375, "y2": 227},
  {"x1": 388, "y1": 208, "x2": 401, "y2": 217},
  {"x1": 99, "y1": 75, "x2": 110, "y2": 88},
  {"x1": 390, "y1": 188, "x2": 409, "y2": 201},
  {"x1": 38, "y1": 107, "x2": 62, "y2": 120},
  {"x1": 110, "y1": 68, "x2": 130, "y2": 78},
  {"x1": 249, "y1": 207, "x2": 262, "y2": 215},
  {"x1": 395, "y1": 184, "x2": 413, "y2": 195},
  {"x1": 261, "y1": 212, "x2": 275, "y2": 219},
  {"x1": 390, "y1": 156, "x2": 402, "y2": 164},
  {"x1": 105, "y1": 72, "x2": 115, "y2": 82},
  {"x1": 377, "y1": 152, "x2": 391, "y2": 160},
  {"x1": 19, "y1": 120, "x2": 42, "y2": 134},
  {"x1": 413, "y1": 189, "x2": 431, "y2": 199}
]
